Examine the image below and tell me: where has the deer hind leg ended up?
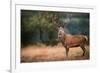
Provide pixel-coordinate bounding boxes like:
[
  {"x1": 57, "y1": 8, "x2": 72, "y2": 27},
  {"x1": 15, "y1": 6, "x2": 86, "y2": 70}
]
[{"x1": 80, "y1": 45, "x2": 86, "y2": 56}]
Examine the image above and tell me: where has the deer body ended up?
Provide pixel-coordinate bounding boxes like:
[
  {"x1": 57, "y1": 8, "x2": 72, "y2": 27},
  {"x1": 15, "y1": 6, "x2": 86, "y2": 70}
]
[{"x1": 58, "y1": 27, "x2": 88, "y2": 56}]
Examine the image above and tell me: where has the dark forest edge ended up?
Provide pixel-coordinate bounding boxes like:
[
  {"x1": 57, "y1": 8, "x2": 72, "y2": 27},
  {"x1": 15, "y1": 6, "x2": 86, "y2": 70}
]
[{"x1": 21, "y1": 10, "x2": 89, "y2": 48}]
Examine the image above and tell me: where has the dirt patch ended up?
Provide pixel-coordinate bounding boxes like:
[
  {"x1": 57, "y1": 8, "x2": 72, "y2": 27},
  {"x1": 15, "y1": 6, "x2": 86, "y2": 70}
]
[{"x1": 21, "y1": 45, "x2": 89, "y2": 63}]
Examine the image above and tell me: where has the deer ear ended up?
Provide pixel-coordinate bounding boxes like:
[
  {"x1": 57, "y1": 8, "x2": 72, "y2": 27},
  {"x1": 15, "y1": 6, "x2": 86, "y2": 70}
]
[
  {"x1": 57, "y1": 25, "x2": 60, "y2": 29},
  {"x1": 57, "y1": 24, "x2": 61, "y2": 28},
  {"x1": 62, "y1": 24, "x2": 64, "y2": 28}
]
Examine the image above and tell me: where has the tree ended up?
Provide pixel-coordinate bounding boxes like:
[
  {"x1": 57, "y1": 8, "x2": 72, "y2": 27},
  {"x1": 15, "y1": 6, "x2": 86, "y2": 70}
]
[{"x1": 21, "y1": 10, "x2": 89, "y2": 47}]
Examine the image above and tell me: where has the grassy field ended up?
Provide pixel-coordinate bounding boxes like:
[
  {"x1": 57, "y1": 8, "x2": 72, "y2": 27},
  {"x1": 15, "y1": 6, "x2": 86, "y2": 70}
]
[{"x1": 21, "y1": 43, "x2": 89, "y2": 63}]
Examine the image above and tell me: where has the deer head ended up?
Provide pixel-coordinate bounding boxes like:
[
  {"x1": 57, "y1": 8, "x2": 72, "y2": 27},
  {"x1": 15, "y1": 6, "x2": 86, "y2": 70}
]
[{"x1": 58, "y1": 26, "x2": 65, "y2": 40}]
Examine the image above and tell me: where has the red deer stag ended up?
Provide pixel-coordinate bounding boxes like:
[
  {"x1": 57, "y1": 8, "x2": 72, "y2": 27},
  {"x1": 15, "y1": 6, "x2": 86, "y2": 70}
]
[{"x1": 58, "y1": 26, "x2": 88, "y2": 57}]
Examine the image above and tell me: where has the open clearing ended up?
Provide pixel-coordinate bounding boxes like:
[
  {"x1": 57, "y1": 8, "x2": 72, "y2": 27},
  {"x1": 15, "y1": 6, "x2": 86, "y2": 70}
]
[{"x1": 21, "y1": 44, "x2": 89, "y2": 63}]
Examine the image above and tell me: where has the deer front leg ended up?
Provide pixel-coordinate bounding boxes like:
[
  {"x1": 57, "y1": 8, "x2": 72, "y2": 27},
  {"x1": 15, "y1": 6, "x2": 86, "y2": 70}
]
[
  {"x1": 65, "y1": 48, "x2": 69, "y2": 57},
  {"x1": 63, "y1": 41, "x2": 69, "y2": 58}
]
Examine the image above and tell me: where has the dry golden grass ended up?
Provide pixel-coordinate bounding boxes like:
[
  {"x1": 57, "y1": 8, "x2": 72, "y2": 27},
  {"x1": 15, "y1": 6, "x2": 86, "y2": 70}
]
[{"x1": 21, "y1": 44, "x2": 89, "y2": 63}]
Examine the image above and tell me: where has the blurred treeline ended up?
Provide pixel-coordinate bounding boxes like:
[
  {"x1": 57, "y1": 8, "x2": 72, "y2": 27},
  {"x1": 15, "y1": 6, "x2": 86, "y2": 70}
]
[{"x1": 21, "y1": 10, "x2": 89, "y2": 47}]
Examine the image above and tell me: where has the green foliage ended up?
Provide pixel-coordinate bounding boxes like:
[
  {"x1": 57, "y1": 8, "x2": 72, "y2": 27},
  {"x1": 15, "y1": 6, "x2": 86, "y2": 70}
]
[
  {"x1": 21, "y1": 10, "x2": 59, "y2": 46},
  {"x1": 21, "y1": 10, "x2": 89, "y2": 47}
]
